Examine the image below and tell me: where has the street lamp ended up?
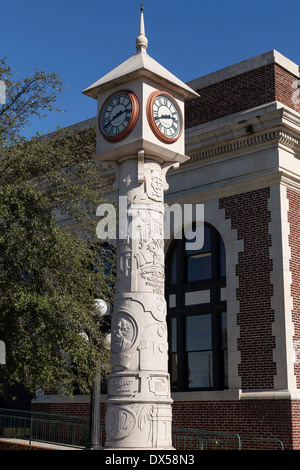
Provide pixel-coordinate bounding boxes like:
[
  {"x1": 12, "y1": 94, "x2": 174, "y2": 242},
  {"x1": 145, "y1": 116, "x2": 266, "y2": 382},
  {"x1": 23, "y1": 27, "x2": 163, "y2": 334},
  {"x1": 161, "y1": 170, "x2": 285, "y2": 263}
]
[
  {"x1": 94, "y1": 298, "x2": 108, "y2": 316},
  {"x1": 87, "y1": 299, "x2": 111, "y2": 450},
  {"x1": 0, "y1": 341, "x2": 6, "y2": 365}
]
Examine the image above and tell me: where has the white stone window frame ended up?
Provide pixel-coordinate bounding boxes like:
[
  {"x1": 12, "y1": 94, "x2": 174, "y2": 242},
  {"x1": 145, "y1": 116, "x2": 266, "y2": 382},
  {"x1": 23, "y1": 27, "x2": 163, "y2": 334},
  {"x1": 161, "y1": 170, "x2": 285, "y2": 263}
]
[{"x1": 165, "y1": 197, "x2": 243, "y2": 398}]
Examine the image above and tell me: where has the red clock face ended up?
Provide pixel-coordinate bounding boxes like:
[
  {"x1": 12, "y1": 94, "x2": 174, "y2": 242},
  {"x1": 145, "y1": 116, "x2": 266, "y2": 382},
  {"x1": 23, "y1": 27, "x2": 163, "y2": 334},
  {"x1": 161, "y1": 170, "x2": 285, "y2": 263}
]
[{"x1": 99, "y1": 90, "x2": 139, "y2": 143}]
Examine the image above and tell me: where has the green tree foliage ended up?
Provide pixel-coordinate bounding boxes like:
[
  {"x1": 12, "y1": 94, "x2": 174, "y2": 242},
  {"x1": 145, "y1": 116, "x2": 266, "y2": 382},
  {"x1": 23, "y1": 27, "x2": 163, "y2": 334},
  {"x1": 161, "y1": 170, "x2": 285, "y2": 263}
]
[
  {"x1": 0, "y1": 57, "x2": 115, "y2": 398},
  {"x1": 0, "y1": 57, "x2": 63, "y2": 147}
]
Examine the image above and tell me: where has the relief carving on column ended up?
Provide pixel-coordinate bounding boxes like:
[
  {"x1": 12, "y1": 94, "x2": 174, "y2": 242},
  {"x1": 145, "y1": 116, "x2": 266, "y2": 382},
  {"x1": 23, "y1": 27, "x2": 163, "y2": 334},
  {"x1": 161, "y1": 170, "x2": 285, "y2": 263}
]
[
  {"x1": 107, "y1": 374, "x2": 140, "y2": 397},
  {"x1": 148, "y1": 375, "x2": 169, "y2": 397},
  {"x1": 110, "y1": 312, "x2": 138, "y2": 371},
  {"x1": 105, "y1": 156, "x2": 173, "y2": 448},
  {"x1": 106, "y1": 402, "x2": 172, "y2": 448},
  {"x1": 106, "y1": 404, "x2": 153, "y2": 442},
  {"x1": 138, "y1": 321, "x2": 168, "y2": 372},
  {"x1": 144, "y1": 160, "x2": 164, "y2": 202},
  {"x1": 106, "y1": 405, "x2": 137, "y2": 441},
  {"x1": 111, "y1": 314, "x2": 137, "y2": 354},
  {"x1": 115, "y1": 240, "x2": 131, "y2": 293},
  {"x1": 135, "y1": 232, "x2": 164, "y2": 295}
]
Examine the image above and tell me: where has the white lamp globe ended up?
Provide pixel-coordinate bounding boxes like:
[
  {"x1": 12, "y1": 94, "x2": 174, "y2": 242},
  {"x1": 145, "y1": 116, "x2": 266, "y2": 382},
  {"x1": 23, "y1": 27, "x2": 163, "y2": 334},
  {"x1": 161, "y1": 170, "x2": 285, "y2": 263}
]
[{"x1": 94, "y1": 298, "x2": 108, "y2": 316}]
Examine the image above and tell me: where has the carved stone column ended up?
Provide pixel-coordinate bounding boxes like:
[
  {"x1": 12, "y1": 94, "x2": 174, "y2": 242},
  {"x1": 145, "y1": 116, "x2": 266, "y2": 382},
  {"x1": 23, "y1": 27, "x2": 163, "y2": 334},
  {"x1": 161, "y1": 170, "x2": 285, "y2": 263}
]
[{"x1": 105, "y1": 155, "x2": 176, "y2": 449}]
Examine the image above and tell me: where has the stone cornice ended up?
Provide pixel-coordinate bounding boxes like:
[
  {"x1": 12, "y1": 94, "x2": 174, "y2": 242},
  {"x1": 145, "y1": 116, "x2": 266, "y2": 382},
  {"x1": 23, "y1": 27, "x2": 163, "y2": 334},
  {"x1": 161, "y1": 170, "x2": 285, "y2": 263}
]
[
  {"x1": 280, "y1": 171, "x2": 300, "y2": 191},
  {"x1": 184, "y1": 103, "x2": 300, "y2": 164},
  {"x1": 185, "y1": 129, "x2": 300, "y2": 166}
]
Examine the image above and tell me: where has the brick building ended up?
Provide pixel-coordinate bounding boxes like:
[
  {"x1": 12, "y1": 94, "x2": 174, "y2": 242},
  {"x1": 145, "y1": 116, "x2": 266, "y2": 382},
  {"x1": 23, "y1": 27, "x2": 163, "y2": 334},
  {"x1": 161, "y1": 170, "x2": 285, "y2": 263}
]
[{"x1": 32, "y1": 49, "x2": 300, "y2": 449}]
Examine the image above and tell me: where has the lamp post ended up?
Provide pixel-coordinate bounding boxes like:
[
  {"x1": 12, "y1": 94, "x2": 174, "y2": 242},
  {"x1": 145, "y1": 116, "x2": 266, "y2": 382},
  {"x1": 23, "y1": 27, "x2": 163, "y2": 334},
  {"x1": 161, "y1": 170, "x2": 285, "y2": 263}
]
[
  {"x1": 87, "y1": 299, "x2": 111, "y2": 450},
  {"x1": 0, "y1": 341, "x2": 5, "y2": 365}
]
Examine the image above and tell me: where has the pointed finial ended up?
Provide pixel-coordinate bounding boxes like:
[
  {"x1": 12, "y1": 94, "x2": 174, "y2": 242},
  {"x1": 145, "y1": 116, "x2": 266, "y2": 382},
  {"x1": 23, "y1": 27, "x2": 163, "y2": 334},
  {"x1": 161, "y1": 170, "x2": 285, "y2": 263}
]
[{"x1": 136, "y1": 0, "x2": 148, "y2": 53}]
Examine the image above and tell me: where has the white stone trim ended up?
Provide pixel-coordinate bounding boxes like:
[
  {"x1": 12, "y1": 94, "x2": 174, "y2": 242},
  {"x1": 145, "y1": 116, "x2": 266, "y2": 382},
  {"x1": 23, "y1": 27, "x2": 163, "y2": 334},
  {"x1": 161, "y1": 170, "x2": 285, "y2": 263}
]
[
  {"x1": 240, "y1": 389, "x2": 300, "y2": 400},
  {"x1": 200, "y1": 198, "x2": 243, "y2": 390},
  {"x1": 172, "y1": 389, "x2": 300, "y2": 401},
  {"x1": 172, "y1": 389, "x2": 241, "y2": 401},
  {"x1": 269, "y1": 184, "x2": 297, "y2": 391}
]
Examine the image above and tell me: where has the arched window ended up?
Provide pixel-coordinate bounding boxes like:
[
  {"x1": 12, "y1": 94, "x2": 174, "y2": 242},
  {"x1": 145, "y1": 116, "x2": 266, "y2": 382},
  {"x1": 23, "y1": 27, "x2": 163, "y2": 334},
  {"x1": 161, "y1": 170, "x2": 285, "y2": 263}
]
[{"x1": 166, "y1": 223, "x2": 228, "y2": 391}]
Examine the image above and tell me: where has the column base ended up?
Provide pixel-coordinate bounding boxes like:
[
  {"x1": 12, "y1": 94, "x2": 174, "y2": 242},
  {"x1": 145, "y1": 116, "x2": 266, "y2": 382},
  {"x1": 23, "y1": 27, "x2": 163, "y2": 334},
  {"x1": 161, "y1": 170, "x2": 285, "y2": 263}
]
[
  {"x1": 85, "y1": 443, "x2": 103, "y2": 450},
  {"x1": 105, "y1": 402, "x2": 173, "y2": 449}
]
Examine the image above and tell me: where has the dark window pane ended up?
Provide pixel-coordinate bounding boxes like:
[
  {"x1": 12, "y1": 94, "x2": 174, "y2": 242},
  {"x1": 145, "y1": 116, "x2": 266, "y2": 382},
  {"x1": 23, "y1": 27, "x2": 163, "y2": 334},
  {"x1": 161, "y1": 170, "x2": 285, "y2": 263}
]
[
  {"x1": 220, "y1": 238, "x2": 226, "y2": 277},
  {"x1": 187, "y1": 351, "x2": 213, "y2": 388},
  {"x1": 223, "y1": 350, "x2": 228, "y2": 389},
  {"x1": 170, "y1": 249, "x2": 177, "y2": 284},
  {"x1": 171, "y1": 353, "x2": 178, "y2": 387},
  {"x1": 221, "y1": 312, "x2": 227, "y2": 349},
  {"x1": 170, "y1": 317, "x2": 177, "y2": 353},
  {"x1": 221, "y1": 311, "x2": 228, "y2": 388},
  {"x1": 187, "y1": 252, "x2": 212, "y2": 282},
  {"x1": 186, "y1": 315, "x2": 211, "y2": 351}
]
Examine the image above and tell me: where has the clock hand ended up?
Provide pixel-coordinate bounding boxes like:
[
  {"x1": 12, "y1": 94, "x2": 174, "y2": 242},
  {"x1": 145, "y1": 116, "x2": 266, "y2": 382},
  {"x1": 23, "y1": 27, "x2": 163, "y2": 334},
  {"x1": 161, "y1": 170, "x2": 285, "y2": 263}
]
[
  {"x1": 104, "y1": 109, "x2": 128, "y2": 128},
  {"x1": 155, "y1": 114, "x2": 177, "y2": 122},
  {"x1": 111, "y1": 106, "x2": 132, "y2": 122},
  {"x1": 111, "y1": 109, "x2": 126, "y2": 121}
]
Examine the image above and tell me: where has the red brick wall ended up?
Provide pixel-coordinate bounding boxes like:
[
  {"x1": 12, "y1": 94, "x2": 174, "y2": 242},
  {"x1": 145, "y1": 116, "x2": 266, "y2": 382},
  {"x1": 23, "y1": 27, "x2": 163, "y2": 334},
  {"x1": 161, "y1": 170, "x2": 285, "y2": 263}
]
[
  {"x1": 274, "y1": 64, "x2": 299, "y2": 112},
  {"x1": 287, "y1": 188, "x2": 300, "y2": 387},
  {"x1": 219, "y1": 188, "x2": 276, "y2": 389},
  {"x1": 172, "y1": 400, "x2": 293, "y2": 450},
  {"x1": 185, "y1": 64, "x2": 300, "y2": 128},
  {"x1": 291, "y1": 400, "x2": 300, "y2": 448},
  {"x1": 31, "y1": 400, "x2": 95, "y2": 418}
]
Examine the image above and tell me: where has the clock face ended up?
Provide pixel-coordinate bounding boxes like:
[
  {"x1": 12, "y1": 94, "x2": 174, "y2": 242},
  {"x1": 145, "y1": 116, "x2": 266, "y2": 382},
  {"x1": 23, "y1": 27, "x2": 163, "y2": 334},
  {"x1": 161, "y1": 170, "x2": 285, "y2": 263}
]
[
  {"x1": 99, "y1": 90, "x2": 139, "y2": 142},
  {"x1": 147, "y1": 91, "x2": 183, "y2": 144}
]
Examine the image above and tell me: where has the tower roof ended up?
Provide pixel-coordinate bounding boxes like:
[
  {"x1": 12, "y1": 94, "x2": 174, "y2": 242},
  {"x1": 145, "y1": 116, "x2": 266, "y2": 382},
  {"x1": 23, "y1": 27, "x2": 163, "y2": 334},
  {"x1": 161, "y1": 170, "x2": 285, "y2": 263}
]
[{"x1": 82, "y1": 5, "x2": 198, "y2": 100}]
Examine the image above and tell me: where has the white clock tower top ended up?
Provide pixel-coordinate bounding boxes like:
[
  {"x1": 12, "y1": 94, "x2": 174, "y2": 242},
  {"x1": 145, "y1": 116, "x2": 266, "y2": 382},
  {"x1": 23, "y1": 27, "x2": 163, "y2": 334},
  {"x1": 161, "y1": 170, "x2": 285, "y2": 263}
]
[
  {"x1": 82, "y1": 4, "x2": 198, "y2": 164},
  {"x1": 82, "y1": 5, "x2": 197, "y2": 100}
]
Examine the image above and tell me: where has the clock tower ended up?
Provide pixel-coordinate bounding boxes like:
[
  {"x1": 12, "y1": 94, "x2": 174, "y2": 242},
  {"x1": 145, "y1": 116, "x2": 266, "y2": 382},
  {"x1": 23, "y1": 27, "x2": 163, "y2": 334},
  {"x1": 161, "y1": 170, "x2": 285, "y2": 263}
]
[{"x1": 83, "y1": 4, "x2": 198, "y2": 449}]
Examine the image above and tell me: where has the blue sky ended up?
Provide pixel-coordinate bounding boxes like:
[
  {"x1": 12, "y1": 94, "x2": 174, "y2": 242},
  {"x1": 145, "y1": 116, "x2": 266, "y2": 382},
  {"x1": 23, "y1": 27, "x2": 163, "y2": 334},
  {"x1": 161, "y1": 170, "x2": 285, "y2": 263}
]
[{"x1": 1, "y1": 0, "x2": 300, "y2": 137}]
